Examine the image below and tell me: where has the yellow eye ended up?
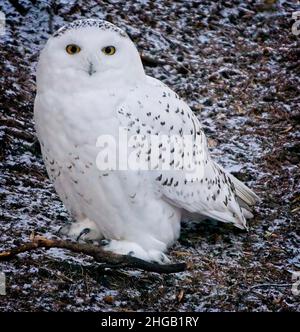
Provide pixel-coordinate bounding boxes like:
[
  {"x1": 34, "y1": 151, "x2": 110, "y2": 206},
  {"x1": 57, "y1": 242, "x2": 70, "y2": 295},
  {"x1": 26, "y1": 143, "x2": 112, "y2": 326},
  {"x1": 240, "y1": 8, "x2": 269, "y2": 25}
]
[
  {"x1": 66, "y1": 44, "x2": 81, "y2": 55},
  {"x1": 102, "y1": 46, "x2": 116, "y2": 56}
]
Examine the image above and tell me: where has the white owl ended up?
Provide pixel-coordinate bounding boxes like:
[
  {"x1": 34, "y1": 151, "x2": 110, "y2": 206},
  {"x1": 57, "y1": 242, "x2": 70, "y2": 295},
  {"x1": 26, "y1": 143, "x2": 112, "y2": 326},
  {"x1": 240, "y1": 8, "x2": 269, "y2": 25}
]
[{"x1": 34, "y1": 19, "x2": 259, "y2": 263}]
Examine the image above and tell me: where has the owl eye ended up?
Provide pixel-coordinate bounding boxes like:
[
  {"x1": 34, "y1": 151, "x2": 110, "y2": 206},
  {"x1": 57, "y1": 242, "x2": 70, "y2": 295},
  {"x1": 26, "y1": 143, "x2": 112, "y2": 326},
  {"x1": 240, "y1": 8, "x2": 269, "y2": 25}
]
[
  {"x1": 102, "y1": 46, "x2": 116, "y2": 56},
  {"x1": 66, "y1": 44, "x2": 81, "y2": 55}
]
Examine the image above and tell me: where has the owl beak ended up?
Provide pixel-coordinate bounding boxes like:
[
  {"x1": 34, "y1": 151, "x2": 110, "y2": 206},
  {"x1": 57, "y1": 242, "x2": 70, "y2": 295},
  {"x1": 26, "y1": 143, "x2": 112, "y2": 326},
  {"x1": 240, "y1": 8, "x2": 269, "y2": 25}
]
[{"x1": 88, "y1": 62, "x2": 96, "y2": 76}]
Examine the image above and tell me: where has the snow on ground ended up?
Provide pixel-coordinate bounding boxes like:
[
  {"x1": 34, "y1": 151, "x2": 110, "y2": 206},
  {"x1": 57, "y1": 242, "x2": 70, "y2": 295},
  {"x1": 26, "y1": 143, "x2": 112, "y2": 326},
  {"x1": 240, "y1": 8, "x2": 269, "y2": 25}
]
[{"x1": 0, "y1": 0, "x2": 299, "y2": 311}]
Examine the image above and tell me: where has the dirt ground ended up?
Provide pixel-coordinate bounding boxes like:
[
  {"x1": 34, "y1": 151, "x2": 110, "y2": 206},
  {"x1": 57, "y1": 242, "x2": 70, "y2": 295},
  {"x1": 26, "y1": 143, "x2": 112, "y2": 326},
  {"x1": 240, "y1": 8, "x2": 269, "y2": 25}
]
[{"x1": 0, "y1": 0, "x2": 299, "y2": 311}]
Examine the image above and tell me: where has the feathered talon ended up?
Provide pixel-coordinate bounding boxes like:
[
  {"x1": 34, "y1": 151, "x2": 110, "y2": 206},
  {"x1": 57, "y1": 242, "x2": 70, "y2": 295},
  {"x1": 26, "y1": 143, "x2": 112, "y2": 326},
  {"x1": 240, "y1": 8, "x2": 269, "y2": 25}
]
[
  {"x1": 100, "y1": 239, "x2": 111, "y2": 246},
  {"x1": 76, "y1": 228, "x2": 91, "y2": 242}
]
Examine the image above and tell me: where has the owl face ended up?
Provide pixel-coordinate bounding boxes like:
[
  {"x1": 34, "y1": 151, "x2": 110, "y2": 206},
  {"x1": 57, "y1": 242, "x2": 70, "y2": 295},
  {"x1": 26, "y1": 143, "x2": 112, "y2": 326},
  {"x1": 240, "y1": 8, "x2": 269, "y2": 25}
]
[{"x1": 36, "y1": 20, "x2": 145, "y2": 93}]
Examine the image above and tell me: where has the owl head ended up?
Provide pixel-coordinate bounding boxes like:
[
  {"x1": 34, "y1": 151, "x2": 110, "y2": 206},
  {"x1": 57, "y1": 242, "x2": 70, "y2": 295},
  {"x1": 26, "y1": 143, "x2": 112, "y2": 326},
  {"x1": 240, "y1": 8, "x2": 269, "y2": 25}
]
[{"x1": 36, "y1": 19, "x2": 145, "y2": 93}]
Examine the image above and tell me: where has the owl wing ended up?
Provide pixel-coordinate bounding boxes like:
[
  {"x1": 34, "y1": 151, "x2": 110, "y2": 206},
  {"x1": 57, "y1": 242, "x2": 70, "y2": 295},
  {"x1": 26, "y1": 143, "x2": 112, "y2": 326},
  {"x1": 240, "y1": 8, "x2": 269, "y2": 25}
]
[{"x1": 117, "y1": 76, "x2": 259, "y2": 229}]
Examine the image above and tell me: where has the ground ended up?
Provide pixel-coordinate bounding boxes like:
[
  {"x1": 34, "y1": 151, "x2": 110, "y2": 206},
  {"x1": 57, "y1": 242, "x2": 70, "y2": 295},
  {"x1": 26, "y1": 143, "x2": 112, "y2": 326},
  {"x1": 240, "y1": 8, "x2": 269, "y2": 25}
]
[{"x1": 0, "y1": 0, "x2": 299, "y2": 311}]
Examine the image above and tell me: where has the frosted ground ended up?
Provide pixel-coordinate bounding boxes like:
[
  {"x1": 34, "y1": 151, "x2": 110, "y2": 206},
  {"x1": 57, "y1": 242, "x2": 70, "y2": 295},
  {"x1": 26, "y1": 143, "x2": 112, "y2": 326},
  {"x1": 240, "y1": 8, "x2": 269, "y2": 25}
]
[{"x1": 0, "y1": 0, "x2": 299, "y2": 311}]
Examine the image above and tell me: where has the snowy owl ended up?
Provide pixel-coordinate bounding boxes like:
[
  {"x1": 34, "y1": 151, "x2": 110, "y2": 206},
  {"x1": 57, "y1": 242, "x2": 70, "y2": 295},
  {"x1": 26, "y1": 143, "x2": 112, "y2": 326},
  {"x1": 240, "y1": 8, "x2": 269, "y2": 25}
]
[{"x1": 34, "y1": 19, "x2": 259, "y2": 263}]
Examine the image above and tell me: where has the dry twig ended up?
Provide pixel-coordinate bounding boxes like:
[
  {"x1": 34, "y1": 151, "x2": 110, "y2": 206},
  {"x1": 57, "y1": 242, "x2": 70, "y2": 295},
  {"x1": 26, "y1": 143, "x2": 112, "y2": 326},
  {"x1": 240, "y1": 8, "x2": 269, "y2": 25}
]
[{"x1": 0, "y1": 235, "x2": 186, "y2": 274}]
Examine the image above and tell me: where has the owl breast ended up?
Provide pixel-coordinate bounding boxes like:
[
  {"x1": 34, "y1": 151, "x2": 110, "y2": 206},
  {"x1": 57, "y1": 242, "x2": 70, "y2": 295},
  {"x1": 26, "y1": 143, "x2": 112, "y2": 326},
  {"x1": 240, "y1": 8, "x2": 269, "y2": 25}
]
[{"x1": 34, "y1": 89, "x2": 181, "y2": 247}]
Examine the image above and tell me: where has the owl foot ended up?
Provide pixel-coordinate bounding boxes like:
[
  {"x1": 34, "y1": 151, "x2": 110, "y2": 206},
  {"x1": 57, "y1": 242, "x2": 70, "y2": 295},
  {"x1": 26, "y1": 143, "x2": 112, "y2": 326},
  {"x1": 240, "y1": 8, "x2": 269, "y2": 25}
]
[
  {"x1": 76, "y1": 228, "x2": 91, "y2": 242},
  {"x1": 101, "y1": 239, "x2": 170, "y2": 264},
  {"x1": 99, "y1": 239, "x2": 111, "y2": 246},
  {"x1": 58, "y1": 219, "x2": 102, "y2": 242},
  {"x1": 148, "y1": 250, "x2": 171, "y2": 264}
]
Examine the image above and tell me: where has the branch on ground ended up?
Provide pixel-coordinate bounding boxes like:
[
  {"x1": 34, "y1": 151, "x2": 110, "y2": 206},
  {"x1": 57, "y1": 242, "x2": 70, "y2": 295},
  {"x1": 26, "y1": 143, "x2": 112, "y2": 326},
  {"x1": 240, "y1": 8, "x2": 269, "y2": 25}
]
[
  {"x1": 0, "y1": 235, "x2": 187, "y2": 274},
  {"x1": 140, "y1": 53, "x2": 191, "y2": 74},
  {"x1": 140, "y1": 53, "x2": 170, "y2": 67}
]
